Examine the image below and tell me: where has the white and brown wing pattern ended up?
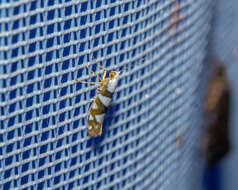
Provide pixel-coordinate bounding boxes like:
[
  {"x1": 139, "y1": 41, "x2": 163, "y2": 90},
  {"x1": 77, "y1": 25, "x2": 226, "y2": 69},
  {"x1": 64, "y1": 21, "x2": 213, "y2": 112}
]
[
  {"x1": 87, "y1": 80, "x2": 114, "y2": 137},
  {"x1": 87, "y1": 71, "x2": 120, "y2": 137}
]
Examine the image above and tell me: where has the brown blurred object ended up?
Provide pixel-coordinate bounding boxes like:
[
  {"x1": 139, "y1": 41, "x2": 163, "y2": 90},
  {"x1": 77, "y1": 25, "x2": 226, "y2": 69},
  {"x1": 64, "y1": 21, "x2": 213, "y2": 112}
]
[{"x1": 202, "y1": 59, "x2": 231, "y2": 166}]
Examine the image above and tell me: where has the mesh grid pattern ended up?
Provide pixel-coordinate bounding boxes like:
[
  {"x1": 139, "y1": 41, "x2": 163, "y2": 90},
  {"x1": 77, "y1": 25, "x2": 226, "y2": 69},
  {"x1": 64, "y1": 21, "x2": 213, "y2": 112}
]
[{"x1": 0, "y1": 0, "x2": 211, "y2": 189}]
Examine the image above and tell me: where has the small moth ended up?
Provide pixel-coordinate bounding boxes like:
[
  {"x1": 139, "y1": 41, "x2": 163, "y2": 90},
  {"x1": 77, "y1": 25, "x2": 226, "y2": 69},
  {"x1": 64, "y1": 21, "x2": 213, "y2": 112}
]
[
  {"x1": 202, "y1": 59, "x2": 231, "y2": 166},
  {"x1": 77, "y1": 58, "x2": 120, "y2": 137}
]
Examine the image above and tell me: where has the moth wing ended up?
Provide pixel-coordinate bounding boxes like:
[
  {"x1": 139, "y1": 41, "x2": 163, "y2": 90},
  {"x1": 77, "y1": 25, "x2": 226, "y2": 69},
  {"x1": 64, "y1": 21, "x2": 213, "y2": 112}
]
[
  {"x1": 88, "y1": 121, "x2": 103, "y2": 137},
  {"x1": 98, "y1": 121, "x2": 103, "y2": 136},
  {"x1": 87, "y1": 98, "x2": 95, "y2": 121}
]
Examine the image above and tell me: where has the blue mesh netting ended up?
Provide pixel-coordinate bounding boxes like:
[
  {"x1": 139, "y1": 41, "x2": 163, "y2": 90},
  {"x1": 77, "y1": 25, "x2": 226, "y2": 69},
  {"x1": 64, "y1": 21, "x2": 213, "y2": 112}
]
[{"x1": 0, "y1": 0, "x2": 212, "y2": 189}]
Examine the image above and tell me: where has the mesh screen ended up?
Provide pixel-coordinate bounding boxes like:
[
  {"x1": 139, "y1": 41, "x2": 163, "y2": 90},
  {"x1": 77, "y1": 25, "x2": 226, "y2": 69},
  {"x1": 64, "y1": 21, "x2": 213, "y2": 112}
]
[{"x1": 0, "y1": 0, "x2": 212, "y2": 189}]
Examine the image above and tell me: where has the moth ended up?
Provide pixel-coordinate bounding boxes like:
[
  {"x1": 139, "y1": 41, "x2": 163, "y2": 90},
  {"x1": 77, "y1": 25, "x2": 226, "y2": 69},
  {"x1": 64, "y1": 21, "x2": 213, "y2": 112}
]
[
  {"x1": 77, "y1": 58, "x2": 120, "y2": 137},
  {"x1": 202, "y1": 60, "x2": 231, "y2": 166}
]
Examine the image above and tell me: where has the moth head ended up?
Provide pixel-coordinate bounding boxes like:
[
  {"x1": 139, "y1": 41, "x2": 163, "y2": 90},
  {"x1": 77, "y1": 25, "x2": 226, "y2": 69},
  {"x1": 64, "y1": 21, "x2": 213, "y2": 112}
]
[
  {"x1": 216, "y1": 65, "x2": 225, "y2": 77},
  {"x1": 109, "y1": 71, "x2": 120, "y2": 80}
]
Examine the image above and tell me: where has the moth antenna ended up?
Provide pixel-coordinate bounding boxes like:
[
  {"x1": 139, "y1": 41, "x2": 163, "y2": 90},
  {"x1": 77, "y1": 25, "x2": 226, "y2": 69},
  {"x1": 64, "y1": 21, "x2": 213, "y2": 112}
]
[
  {"x1": 92, "y1": 55, "x2": 109, "y2": 72},
  {"x1": 121, "y1": 57, "x2": 146, "y2": 73}
]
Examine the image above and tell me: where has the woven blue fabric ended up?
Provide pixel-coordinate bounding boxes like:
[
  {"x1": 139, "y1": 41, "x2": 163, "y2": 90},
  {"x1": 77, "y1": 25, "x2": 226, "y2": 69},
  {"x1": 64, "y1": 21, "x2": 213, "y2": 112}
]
[{"x1": 0, "y1": 0, "x2": 212, "y2": 189}]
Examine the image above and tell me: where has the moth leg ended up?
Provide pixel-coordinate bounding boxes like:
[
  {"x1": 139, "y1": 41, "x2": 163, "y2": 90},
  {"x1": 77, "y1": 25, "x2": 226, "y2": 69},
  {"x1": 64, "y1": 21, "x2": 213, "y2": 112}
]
[
  {"x1": 103, "y1": 71, "x2": 107, "y2": 80},
  {"x1": 76, "y1": 79, "x2": 100, "y2": 85},
  {"x1": 85, "y1": 64, "x2": 102, "y2": 81}
]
